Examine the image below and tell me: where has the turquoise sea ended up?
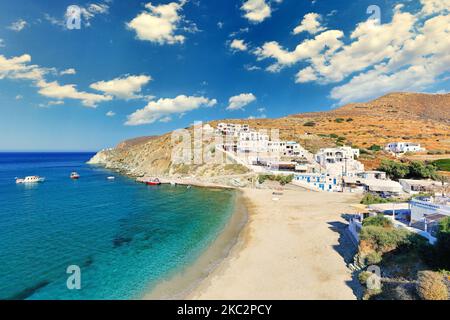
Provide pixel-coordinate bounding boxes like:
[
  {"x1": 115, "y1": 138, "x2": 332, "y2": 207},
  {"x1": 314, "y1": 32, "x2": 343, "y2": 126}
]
[{"x1": 0, "y1": 152, "x2": 236, "y2": 299}]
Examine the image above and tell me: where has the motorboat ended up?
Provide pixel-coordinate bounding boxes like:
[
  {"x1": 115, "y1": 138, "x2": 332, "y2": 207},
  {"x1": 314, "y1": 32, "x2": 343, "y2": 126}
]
[
  {"x1": 146, "y1": 178, "x2": 161, "y2": 186},
  {"x1": 16, "y1": 176, "x2": 45, "y2": 184},
  {"x1": 70, "y1": 172, "x2": 80, "y2": 179}
]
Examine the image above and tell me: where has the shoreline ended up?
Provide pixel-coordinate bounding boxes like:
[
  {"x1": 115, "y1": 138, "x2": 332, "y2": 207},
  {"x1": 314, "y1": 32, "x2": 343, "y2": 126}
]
[
  {"x1": 142, "y1": 188, "x2": 248, "y2": 300},
  {"x1": 187, "y1": 188, "x2": 362, "y2": 300}
]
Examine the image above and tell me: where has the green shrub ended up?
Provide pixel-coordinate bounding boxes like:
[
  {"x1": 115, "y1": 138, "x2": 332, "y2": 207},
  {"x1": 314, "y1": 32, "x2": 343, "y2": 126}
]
[
  {"x1": 335, "y1": 118, "x2": 345, "y2": 123},
  {"x1": 360, "y1": 194, "x2": 389, "y2": 205},
  {"x1": 362, "y1": 215, "x2": 393, "y2": 228},
  {"x1": 258, "y1": 174, "x2": 294, "y2": 186},
  {"x1": 416, "y1": 271, "x2": 448, "y2": 300},
  {"x1": 360, "y1": 226, "x2": 411, "y2": 254},
  {"x1": 365, "y1": 252, "x2": 383, "y2": 265},
  {"x1": 358, "y1": 271, "x2": 372, "y2": 284},
  {"x1": 378, "y1": 160, "x2": 409, "y2": 180},
  {"x1": 435, "y1": 217, "x2": 450, "y2": 270},
  {"x1": 408, "y1": 161, "x2": 438, "y2": 180},
  {"x1": 303, "y1": 121, "x2": 316, "y2": 127},
  {"x1": 346, "y1": 118, "x2": 354, "y2": 122},
  {"x1": 369, "y1": 144, "x2": 382, "y2": 152}
]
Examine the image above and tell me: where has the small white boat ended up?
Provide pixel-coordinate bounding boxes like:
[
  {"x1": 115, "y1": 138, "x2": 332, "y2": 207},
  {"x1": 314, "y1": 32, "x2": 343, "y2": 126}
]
[
  {"x1": 107, "y1": 176, "x2": 115, "y2": 180},
  {"x1": 170, "y1": 181, "x2": 176, "y2": 186},
  {"x1": 70, "y1": 172, "x2": 80, "y2": 179},
  {"x1": 16, "y1": 176, "x2": 45, "y2": 184}
]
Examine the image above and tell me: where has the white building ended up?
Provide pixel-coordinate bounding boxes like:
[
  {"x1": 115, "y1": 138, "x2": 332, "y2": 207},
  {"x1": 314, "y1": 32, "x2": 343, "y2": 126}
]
[
  {"x1": 217, "y1": 123, "x2": 249, "y2": 137},
  {"x1": 267, "y1": 141, "x2": 306, "y2": 158},
  {"x1": 237, "y1": 131, "x2": 269, "y2": 153},
  {"x1": 410, "y1": 196, "x2": 450, "y2": 227},
  {"x1": 400, "y1": 179, "x2": 446, "y2": 194},
  {"x1": 315, "y1": 147, "x2": 364, "y2": 176},
  {"x1": 385, "y1": 142, "x2": 425, "y2": 154}
]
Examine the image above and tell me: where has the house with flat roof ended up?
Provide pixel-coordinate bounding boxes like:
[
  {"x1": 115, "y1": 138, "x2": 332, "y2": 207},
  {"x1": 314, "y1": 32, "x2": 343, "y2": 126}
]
[
  {"x1": 399, "y1": 179, "x2": 447, "y2": 194},
  {"x1": 385, "y1": 142, "x2": 425, "y2": 154},
  {"x1": 315, "y1": 146, "x2": 364, "y2": 176}
]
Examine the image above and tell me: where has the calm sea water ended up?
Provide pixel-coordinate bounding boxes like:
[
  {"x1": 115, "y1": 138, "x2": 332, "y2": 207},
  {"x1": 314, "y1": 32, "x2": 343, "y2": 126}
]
[{"x1": 0, "y1": 152, "x2": 236, "y2": 300}]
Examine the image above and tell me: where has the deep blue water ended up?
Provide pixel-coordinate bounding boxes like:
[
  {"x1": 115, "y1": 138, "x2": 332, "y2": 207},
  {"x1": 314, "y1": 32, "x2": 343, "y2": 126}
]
[{"x1": 0, "y1": 153, "x2": 236, "y2": 300}]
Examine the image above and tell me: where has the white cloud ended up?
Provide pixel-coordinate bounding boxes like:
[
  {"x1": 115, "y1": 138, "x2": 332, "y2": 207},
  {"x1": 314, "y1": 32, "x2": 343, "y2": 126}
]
[
  {"x1": 230, "y1": 39, "x2": 248, "y2": 51},
  {"x1": 244, "y1": 64, "x2": 261, "y2": 71},
  {"x1": 254, "y1": 2, "x2": 450, "y2": 104},
  {"x1": 15, "y1": 95, "x2": 23, "y2": 100},
  {"x1": 37, "y1": 80, "x2": 112, "y2": 107},
  {"x1": 293, "y1": 13, "x2": 326, "y2": 35},
  {"x1": 8, "y1": 19, "x2": 27, "y2": 32},
  {"x1": 125, "y1": 95, "x2": 217, "y2": 126},
  {"x1": 106, "y1": 111, "x2": 116, "y2": 117},
  {"x1": 254, "y1": 30, "x2": 344, "y2": 72},
  {"x1": 90, "y1": 75, "x2": 152, "y2": 100},
  {"x1": 420, "y1": 0, "x2": 450, "y2": 16},
  {"x1": 0, "y1": 39, "x2": 4, "y2": 47},
  {"x1": 0, "y1": 54, "x2": 112, "y2": 107},
  {"x1": 241, "y1": 0, "x2": 271, "y2": 23},
  {"x1": 127, "y1": 1, "x2": 186, "y2": 45},
  {"x1": 48, "y1": 100, "x2": 65, "y2": 106},
  {"x1": 227, "y1": 93, "x2": 256, "y2": 110},
  {"x1": 60, "y1": 68, "x2": 76, "y2": 75}
]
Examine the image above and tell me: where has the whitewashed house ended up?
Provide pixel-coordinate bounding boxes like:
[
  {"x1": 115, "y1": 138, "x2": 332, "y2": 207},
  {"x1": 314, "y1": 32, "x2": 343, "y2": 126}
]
[
  {"x1": 409, "y1": 196, "x2": 450, "y2": 238},
  {"x1": 385, "y1": 142, "x2": 425, "y2": 154},
  {"x1": 217, "y1": 123, "x2": 249, "y2": 137},
  {"x1": 237, "y1": 131, "x2": 269, "y2": 153},
  {"x1": 315, "y1": 147, "x2": 364, "y2": 176},
  {"x1": 400, "y1": 179, "x2": 446, "y2": 194}
]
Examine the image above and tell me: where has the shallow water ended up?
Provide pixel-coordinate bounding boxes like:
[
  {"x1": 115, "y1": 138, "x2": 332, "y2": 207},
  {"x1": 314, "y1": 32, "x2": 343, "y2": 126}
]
[{"x1": 0, "y1": 152, "x2": 235, "y2": 299}]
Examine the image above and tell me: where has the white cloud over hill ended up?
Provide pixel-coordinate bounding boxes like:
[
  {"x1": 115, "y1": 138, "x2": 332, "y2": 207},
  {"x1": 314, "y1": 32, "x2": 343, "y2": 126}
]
[{"x1": 125, "y1": 95, "x2": 217, "y2": 126}]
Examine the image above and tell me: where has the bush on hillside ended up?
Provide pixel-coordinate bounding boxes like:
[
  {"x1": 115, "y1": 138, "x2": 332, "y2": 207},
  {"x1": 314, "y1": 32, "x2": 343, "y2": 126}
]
[
  {"x1": 362, "y1": 215, "x2": 393, "y2": 229},
  {"x1": 408, "y1": 161, "x2": 438, "y2": 180},
  {"x1": 258, "y1": 174, "x2": 294, "y2": 186},
  {"x1": 416, "y1": 271, "x2": 448, "y2": 300},
  {"x1": 435, "y1": 217, "x2": 450, "y2": 270},
  {"x1": 378, "y1": 160, "x2": 410, "y2": 180},
  {"x1": 360, "y1": 193, "x2": 391, "y2": 205},
  {"x1": 303, "y1": 121, "x2": 316, "y2": 127},
  {"x1": 359, "y1": 226, "x2": 410, "y2": 254},
  {"x1": 369, "y1": 144, "x2": 382, "y2": 152}
]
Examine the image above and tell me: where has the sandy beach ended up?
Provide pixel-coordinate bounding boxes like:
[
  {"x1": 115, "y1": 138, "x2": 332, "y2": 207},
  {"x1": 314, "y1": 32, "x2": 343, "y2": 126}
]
[{"x1": 186, "y1": 188, "x2": 362, "y2": 300}]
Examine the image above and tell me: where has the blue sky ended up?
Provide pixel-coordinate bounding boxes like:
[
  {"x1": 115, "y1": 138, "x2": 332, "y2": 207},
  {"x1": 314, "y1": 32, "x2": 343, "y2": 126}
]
[{"x1": 0, "y1": 0, "x2": 448, "y2": 151}]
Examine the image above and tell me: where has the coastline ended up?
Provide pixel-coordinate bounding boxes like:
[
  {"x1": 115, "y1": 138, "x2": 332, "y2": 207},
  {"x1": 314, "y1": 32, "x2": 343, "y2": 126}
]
[
  {"x1": 142, "y1": 188, "x2": 248, "y2": 300},
  {"x1": 187, "y1": 188, "x2": 362, "y2": 300}
]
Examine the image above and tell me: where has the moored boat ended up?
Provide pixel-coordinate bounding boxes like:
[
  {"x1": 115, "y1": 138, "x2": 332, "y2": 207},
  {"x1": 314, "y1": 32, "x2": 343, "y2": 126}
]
[
  {"x1": 70, "y1": 172, "x2": 80, "y2": 179},
  {"x1": 107, "y1": 176, "x2": 115, "y2": 180},
  {"x1": 145, "y1": 178, "x2": 161, "y2": 186},
  {"x1": 16, "y1": 176, "x2": 45, "y2": 184}
]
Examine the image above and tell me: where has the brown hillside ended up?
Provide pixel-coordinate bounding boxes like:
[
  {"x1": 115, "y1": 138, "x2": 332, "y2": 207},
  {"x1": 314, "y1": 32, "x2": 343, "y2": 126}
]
[
  {"x1": 211, "y1": 92, "x2": 450, "y2": 169},
  {"x1": 105, "y1": 92, "x2": 449, "y2": 173}
]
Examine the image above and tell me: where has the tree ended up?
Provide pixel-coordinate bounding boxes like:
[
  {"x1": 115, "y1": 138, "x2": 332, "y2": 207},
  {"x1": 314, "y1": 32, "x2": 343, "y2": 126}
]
[
  {"x1": 378, "y1": 160, "x2": 409, "y2": 180},
  {"x1": 435, "y1": 217, "x2": 450, "y2": 269},
  {"x1": 408, "y1": 161, "x2": 437, "y2": 179}
]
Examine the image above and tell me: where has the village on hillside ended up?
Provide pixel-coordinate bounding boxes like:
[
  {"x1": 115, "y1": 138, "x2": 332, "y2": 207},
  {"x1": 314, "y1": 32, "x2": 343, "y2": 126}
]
[{"x1": 211, "y1": 122, "x2": 450, "y2": 246}]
